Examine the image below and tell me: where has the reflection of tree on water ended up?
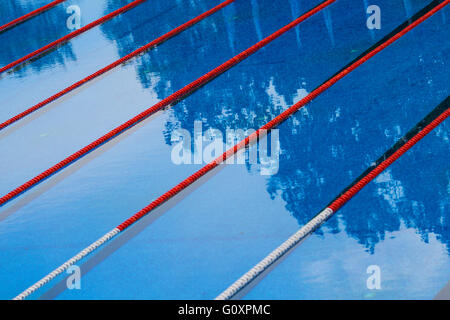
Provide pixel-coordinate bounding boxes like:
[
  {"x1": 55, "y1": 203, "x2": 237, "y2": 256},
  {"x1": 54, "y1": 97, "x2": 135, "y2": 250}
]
[
  {"x1": 100, "y1": 0, "x2": 289, "y2": 91},
  {"x1": 0, "y1": 1, "x2": 75, "y2": 76},
  {"x1": 339, "y1": 136, "x2": 449, "y2": 254},
  {"x1": 99, "y1": 0, "x2": 449, "y2": 254}
]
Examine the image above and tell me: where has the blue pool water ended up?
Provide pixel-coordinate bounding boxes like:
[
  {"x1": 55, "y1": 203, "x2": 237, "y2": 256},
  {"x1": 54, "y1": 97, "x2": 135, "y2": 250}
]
[{"x1": 0, "y1": 0, "x2": 448, "y2": 299}]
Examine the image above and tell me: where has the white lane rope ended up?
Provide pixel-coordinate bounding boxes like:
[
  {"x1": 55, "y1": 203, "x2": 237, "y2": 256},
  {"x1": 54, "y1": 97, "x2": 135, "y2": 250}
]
[
  {"x1": 13, "y1": 228, "x2": 120, "y2": 300},
  {"x1": 215, "y1": 207, "x2": 334, "y2": 300}
]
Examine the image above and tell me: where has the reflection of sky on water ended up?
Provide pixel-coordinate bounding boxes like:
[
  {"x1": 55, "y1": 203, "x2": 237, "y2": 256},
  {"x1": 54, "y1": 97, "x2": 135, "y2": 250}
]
[{"x1": 0, "y1": 0, "x2": 448, "y2": 299}]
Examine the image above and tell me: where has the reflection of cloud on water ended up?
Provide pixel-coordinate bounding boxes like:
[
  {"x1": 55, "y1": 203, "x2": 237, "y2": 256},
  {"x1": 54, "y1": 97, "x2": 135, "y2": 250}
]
[{"x1": 374, "y1": 170, "x2": 405, "y2": 214}]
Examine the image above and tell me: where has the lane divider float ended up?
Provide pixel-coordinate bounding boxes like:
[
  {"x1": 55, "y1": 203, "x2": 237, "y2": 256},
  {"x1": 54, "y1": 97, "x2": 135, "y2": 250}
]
[{"x1": 13, "y1": 0, "x2": 448, "y2": 301}]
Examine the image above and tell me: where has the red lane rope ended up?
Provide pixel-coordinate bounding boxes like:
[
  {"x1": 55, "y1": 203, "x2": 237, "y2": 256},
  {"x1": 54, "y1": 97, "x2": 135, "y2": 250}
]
[
  {"x1": 0, "y1": 0, "x2": 236, "y2": 131},
  {"x1": 116, "y1": 0, "x2": 449, "y2": 232},
  {"x1": 0, "y1": 0, "x2": 146, "y2": 74},
  {"x1": 0, "y1": 0, "x2": 336, "y2": 207},
  {"x1": 0, "y1": 0, "x2": 67, "y2": 33},
  {"x1": 329, "y1": 108, "x2": 449, "y2": 212}
]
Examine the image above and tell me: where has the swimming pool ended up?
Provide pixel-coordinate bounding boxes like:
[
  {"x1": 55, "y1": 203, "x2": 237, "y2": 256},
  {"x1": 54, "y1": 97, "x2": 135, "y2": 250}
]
[{"x1": 0, "y1": 0, "x2": 448, "y2": 300}]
